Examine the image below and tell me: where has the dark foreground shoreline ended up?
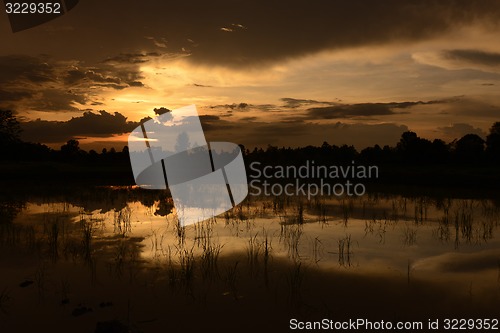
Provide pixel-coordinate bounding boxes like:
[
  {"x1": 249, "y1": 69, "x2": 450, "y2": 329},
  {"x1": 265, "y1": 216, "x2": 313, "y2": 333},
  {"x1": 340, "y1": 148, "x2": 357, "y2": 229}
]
[{"x1": 1, "y1": 160, "x2": 499, "y2": 199}]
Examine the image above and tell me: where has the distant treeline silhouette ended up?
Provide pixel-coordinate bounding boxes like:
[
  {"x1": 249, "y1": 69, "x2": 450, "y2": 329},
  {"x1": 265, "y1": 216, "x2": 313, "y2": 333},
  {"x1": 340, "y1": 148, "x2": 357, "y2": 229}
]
[
  {"x1": 242, "y1": 122, "x2": 500, "y2": 167},
  {"x1": 241, "y1": 123, "x2": 500, "y2": 190},
  {"x1": 1, "y1": 109, "x2": 500, "y2": 168}
]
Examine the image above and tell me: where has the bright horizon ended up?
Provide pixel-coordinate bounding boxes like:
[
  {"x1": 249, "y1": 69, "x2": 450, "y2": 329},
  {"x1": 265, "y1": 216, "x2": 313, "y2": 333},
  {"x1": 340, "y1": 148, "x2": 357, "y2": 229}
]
[{"x1": 2, "y1": 1, "x2": 500, "y2": 150}]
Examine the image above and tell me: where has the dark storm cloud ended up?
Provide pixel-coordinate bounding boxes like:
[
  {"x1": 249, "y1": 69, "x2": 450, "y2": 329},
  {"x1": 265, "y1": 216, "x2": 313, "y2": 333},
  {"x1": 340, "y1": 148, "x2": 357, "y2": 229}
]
[
  {"x1": 142, "y1": 0, "x2": 500, "y2": 66},
  {"x1": 64, "y1": 69, "x2": 121, "y2": 85},
  {"x1": 209, "y1": 103, "x2": 252, "y2": 110},
  {"x1": 208, "y1": 103, "x2": 285, "y2": 114},
  {"x1": 3, "y1": 0, "x2": 497, "y2": 67},
  {"x1": 0, "y1": 54, "x2": 149, "y2": 112},
  {"x1": 63, "y1": 65, "x2": 145, "y2": 90},
  {"x1": 200, "y1": 114, "x2": 408, "y2": 149},
  {"x1": 0, "y1": 55, "x2": 54, "y2": 107},
  {"x1": 280, "y1": 98, "x2": 336, "y2": 108},
  {"x1": 199, "y1": 115, "x2": 221, "y2": 122},
  {"x1": 97, "y1": 83, "x2": 128, "y2": 90},
  {"x1": 0, "y1": 89, "x2": 33, "y2": 102},
  {"x1": 64, "y1": 69, "x2": 87, "y2": 85},
  {"x1": 207, "y1": 99, "x2": 443, "y2": 121},
  {"x1": 30, "y1": 89, "x2": 89, "y2": 112},
  {"x1": 437, "y1": 123, "x2": 486, "y2": 140},
  {"x1": 103, "y1": 53, "x2": 162, "y2": 64},
  {"x1": 129, "y1": 81, "x2": 144, "y2": 87},
  {"x1": 21, "y1": 110, "x2": 140, "y2": 143},
  {"x1": 304, "y1": 101, "x2": 438, "y2": 119},
  {"x1": 307, "y1": 104, "x2": 395, "y2": 119},
  {"x1": 240, "y1": 116, "x2": 258, "y2": 122},
  {"x1": 443, "y1": 50, "x2": 500, "y2": 67},
  {"x1": 192, "y1": 83, "x2": 213, "y2": 88},
  {"x1": 0, "y1": 55, "x2": 54, "y2": 83}
]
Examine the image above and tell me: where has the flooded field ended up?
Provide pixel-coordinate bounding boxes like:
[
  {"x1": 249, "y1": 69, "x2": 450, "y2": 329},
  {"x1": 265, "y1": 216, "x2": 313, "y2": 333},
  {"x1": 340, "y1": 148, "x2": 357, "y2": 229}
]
[{"x1": 1, "y1": 186, "x2": 499, "y2": 332}]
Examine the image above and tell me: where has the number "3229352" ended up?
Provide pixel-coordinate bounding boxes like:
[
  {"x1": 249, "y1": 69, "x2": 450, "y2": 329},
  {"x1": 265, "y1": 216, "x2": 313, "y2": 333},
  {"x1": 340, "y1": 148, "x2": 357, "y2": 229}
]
[{"x1": 5, "y1": 2, "x2": 62, "y2": 14}]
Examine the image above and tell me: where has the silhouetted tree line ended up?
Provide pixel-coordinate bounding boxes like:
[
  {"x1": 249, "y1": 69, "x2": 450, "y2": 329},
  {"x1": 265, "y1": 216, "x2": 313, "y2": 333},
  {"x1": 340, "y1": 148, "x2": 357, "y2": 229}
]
[
  {"x1": 0, "y1": 110, "x2": 130, "y2": 165},
  {"x1": 241, "y1": 122, "x2": 500, "y2": 167},
  {"x1": 1, "y1": 109, "x2": 500, "y2": 169}
]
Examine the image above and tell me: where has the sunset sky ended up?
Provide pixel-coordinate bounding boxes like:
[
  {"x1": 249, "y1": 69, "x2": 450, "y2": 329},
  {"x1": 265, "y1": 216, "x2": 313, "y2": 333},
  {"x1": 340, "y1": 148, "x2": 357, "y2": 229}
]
[{"x1": 1, "y1": 0, "x2": 500, "y2": 151}]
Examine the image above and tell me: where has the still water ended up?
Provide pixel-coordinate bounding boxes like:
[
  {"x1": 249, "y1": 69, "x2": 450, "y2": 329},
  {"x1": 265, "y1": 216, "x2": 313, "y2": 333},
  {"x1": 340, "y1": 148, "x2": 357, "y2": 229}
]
[{"x1": 1, "y1": 186, "x2": 499, "y2": 332}]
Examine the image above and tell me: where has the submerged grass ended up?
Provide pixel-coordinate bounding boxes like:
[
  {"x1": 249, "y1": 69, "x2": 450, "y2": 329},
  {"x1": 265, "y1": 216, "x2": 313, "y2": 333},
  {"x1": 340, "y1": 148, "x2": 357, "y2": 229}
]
[
  {"x1": 178, "y1": 245, "x2": 195, "y2": 290},
  {"x1": 200, "y1": 241, "x2": 223, "y2": 280},
  {"x1": 286, "y1": 261, "x2": 304, "y2": 309},
  {"x1": 337, "y1": 235, "x2": 353, "y2": 267},
  {"x1": 1, "y1": 190, "x2": 500, "y2": 330},
  {"x1": 280, "y1": 224, "x2": 303, "y2": 262},
  {"x1": 246, "y1": 234, "x2": 262, "y2": 275},
  {"x1": 312, "y1": 236, "x2": 323, "y2": 264},
  {"x1": 81, "y1": 221, "x2": 93, "y2": 264},
  {"x1": 403, "y1": 226, "x2": 418, "y2": 246}
]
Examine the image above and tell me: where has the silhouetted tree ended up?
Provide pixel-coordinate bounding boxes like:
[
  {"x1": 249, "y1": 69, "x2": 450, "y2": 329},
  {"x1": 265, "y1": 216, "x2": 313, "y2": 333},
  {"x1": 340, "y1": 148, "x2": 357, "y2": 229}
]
[
  {"x1": 430, "y1": 139, "x2": 450, "y2": 163},
  {"x1": 397, "y1": 131, "x2": 418, "y2": 152},
  {"x1": 455, "y1": 134, "x2": 485, "y2": 162},
  {"x1": 360, "y1": 144, "x2": 383, "y2": 163},
  {"x1": 396, "y1": 131, "x2": 432, "y2": 163},
  {"x1": 0, "y1": 110, "x2": 22, "y2": 144},
  {"x1": 175, "y1": 132, "x2": 190, "y2": 152},
  {"x1": 238, "y1": 144, "x2": 246, "y2": 156},
  {"x1": 486, "y1": 122, "x2": 500, "y2": 160},
  {"x1": 61, "y1": 139, "x2": 80, "y2": 156},
  {"x1": 88, "y1": 149, "x2": 98, "y2": 162}
]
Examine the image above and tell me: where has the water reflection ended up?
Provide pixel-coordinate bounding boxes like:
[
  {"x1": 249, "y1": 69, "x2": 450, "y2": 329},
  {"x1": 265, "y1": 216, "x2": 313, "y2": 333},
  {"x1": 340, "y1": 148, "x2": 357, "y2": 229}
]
[
  {"x1": 0, "y1": 186, "x2": 499, "y2": 332},
  {"x1": 0, "y1": 193, "x2": 25, "y2": 224},
  {"x1": 4, "y1": 188, "x2": 500, "y2": 276}
]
